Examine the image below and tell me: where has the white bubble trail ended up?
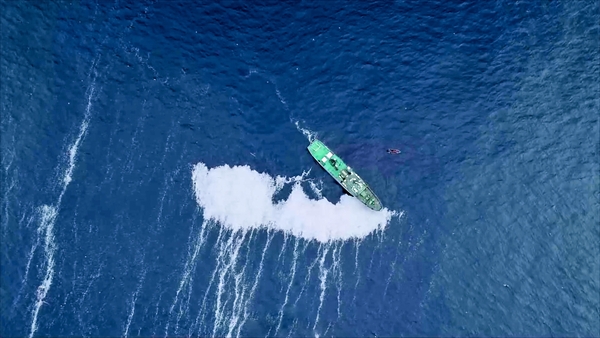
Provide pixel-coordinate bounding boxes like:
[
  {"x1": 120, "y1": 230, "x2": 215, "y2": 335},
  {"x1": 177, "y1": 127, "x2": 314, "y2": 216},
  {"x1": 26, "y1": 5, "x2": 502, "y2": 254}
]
[
  {"x1": 28, "y1": 69, "x2": 97, "y2": 338},
  {"x1": 274, "y1": 239, "x2": 301, "y2": 336}
]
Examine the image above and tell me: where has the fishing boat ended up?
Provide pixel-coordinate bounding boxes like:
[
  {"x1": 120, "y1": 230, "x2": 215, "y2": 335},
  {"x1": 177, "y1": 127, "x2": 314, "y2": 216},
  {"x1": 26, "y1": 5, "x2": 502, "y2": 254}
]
[{"x1": 307, "y1": 139, "x2": 383, "y2": 211}]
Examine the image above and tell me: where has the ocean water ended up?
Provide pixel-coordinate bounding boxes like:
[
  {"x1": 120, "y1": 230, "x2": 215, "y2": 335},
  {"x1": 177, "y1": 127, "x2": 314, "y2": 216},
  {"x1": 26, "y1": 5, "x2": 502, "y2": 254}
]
[{"x1": 1, "y1": 1, "x2": 598, "y2": 337}]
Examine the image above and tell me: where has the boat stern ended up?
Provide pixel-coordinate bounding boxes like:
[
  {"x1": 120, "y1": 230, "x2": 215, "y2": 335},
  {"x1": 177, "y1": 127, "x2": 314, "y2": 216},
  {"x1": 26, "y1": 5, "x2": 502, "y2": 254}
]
[{"x1": 307, "y1": 139, "x2": 329, "y2": 161}]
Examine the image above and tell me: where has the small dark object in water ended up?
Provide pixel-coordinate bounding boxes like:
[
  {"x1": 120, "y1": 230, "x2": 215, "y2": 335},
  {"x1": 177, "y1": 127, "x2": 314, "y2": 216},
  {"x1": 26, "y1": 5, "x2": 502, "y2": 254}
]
[{"x1": 387, "y1": 148, "x2": 401, "y2": 154}]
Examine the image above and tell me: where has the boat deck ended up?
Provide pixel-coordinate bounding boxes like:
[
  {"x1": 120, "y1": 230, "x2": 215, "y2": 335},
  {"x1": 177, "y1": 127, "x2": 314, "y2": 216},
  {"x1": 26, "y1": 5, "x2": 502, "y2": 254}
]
[{"x1": 307, "y1": 140, "x2": 382, "y2": 211}]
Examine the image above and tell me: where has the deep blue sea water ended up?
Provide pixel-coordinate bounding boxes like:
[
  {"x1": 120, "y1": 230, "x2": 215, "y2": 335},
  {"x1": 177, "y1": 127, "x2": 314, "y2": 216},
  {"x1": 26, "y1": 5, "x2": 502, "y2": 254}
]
[{"x1": 1, "y1": 1, "x2": 599, "y2": 337}]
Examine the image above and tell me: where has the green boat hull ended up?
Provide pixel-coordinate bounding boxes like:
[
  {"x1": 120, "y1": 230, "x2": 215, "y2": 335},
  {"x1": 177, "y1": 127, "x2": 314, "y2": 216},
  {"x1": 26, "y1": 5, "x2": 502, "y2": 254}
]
[{"x1": 307, "y1": 139, "x2": 383, "y2": 211}]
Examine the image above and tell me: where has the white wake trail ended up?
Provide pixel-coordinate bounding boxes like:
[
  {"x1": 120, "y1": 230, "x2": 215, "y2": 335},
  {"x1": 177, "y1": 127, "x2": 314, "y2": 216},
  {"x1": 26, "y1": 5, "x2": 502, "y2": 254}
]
[
  {"x1": 190, "y1": 226, "x2": 227, "y2": 336},
  {"x1": 165, "y1": 218, "x2": 211, "y2": 337},
  {"x1": 28, "y1": 76, "x2": 97, "y2": 338},
  {"x1": 9, "y1": 212, "x2": 37, "y2": 315},
  {"x1": 224, "y1": 232, "x2": 255, "y2": 338},
  {"x1": 211, "y1": 231, "x2": 249, "y2": 337},
  {"x1": 352, "y1": 239, "x2": 361, "y2": 306},
  {"x1": 331, "y1": 243, "x2": 343, "y2": 319},
  {"x1": 276, "y1": 233, "x2": 290, "y2": 268},
  {"x1": 235, "y1": 232, "x2": 274, "y2": 338},
  {"x1": 189, "y1": 227, "x2": 266, "y2": 338},
  {"x1": 188, "y1": 159, "x2": 401, "y2": 335},
  {"x1": 293, "y1": 245, "x2": 322, "y2": 310},
  {"x1": 293, "y1": 120, "x2": 317, "y2": 142},
  {"x1": 313, "y1": 245, "x2": 330, "y2": 334},
  {"x1": 122, "y1": 269, "x2": 146, "y2": 337},
  {"x1": 28, "y1": 206, "x2": 57, "y2": 338},
  {"x1": 274, "y1": 239, "x2": 301, "y2": 336}
]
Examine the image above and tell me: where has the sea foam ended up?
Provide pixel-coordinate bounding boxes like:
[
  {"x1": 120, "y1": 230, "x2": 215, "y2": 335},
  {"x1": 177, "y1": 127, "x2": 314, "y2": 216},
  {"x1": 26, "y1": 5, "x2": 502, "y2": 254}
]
[{"x1": 192, "y1": 162, "x2": 397, "y2": 242}]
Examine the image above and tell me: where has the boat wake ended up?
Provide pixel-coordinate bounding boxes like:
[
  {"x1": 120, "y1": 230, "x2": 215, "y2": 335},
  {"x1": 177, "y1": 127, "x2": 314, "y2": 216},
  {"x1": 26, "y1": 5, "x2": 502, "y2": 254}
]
[
  {"x1": 27, "y1": 70, "x2": 98, "y2": 338},
  {"x1": 191, "y1": 162, "x2": 398, "y2": 242},
  {"x1": 160, "y1": 162, "x2": 402, "y2": 337},
  {"x1": 293, "y1": 120, "x2": 318, "y2": 143}
]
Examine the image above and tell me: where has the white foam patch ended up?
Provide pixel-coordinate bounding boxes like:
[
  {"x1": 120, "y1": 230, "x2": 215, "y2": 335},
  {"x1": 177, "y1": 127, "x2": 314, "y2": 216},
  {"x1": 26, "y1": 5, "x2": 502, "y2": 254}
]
[
  {"x1": 192, "y1": 163, "x2": 397, "y2": 242},
  {"x1": 309, "y1": 181, "x2": 323, "y2": 199}
]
